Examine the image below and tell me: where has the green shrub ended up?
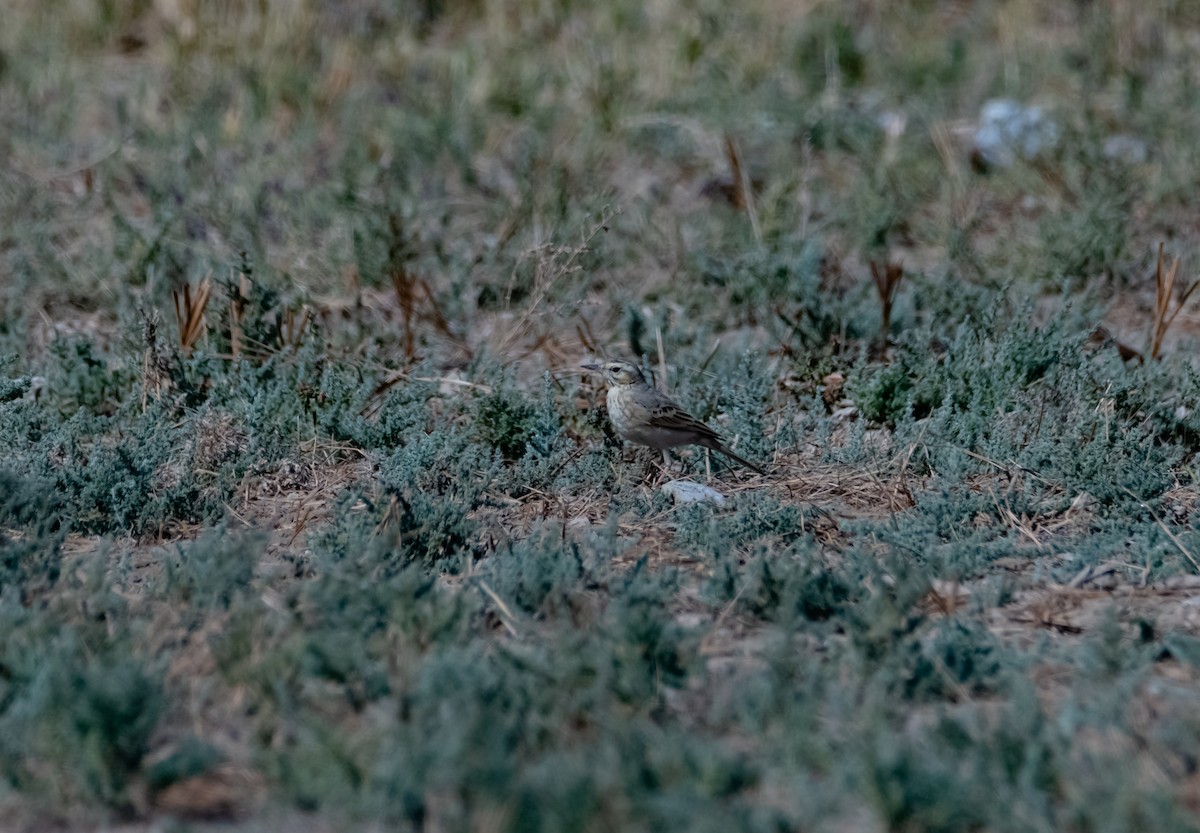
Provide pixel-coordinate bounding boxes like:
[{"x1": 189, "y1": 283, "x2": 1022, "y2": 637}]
[
  {"x1": 145, "y1": 736, "x2": 223, "y2": 792},
  {"x1": 480, "y1": 527, "x2": 594, "y2": 620},
  {"x1": 707, "y1": 540, "x2": 854, "y2": 622},
  {"x1": 0, "y1": 470, "x2": 62, "y2": 599},
  {"x1": 676, "y1": 493, "x2": 816, "y2": 557},
  {"x1": 46, "y1": 337, "x2": 136, "y2": 416},
  {"x1": 0, "y1": 604, "x2": 164, "y2": 809},
  {"x1": 893, "y1": 619, "x2": 1009, "y2": 702},
  {"x1": 164, "y1": 526, "x2": 263, "y2": 609},
  {"x1": 864, "y1": 695, "x2": 1061, "y2": 833},
  {"x1": 477, "y1": 391, "x2": 539, "y2": 460}
]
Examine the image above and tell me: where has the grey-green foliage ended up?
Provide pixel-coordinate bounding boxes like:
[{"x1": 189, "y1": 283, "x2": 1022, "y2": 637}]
[
  {"x1": 701, "y1": 350, "x2": 775, "y2": 463},
  {"x1": 892, "y1": 619, "x2": 1009, "y2": 702},
  {"x1": 0, "y1": 317, "x2": 463, "y2": 538},
  {"x1": 164, "y1": 526, "x2": 262, "y2": 609},
  {"x1": 480, "y1": 525, "x2": 602, "y2": 620},
  {"x1": 840, "y1": 554, "x2": 934, "y2": 667},
  {"x1": 0, "y1": 353, "x2": 29, "y2": 403},
  {"x1": 11, "y1": 1, "x2": 1200, "y2": 826},
  {"x1": 471, "y1": 370, "x2": 564, "y2": 481},
  {"x1": 868, "y1": 672, "x2": 1199, "y2": 833},
  {"x1": 675, "y1": 492, "x2": 816, "y2": 558},
  {"x1": 1, "y1": 343, "x2": 232, "y2": 534},
  {"x1": 1039, "y1": 149, "x2": 1137, "y2": 281},
  {"x1": 854, "y1": 304, "x2": 1079, "y2": 428},
  {"x1": 859, "y1": 304, "x2": 1183, "y2": 514},
  {"x1": 144, "y1": 736, "x2": 224, "y2": 792},
  {"x1": 211, "y1": 521, "x2": 722, "y2": 826},
  {"x1": 691, "y1": 241, "x2": 867, "y2": 354},
  {"x1": 374, "y1": 429, "x2": 497, "y2": 563},
  {"x1": 5, "y1": 404, "x2": 234, "y2": 536},
  {"x1": 706, "y1": 540, "x2": 854, "y2": 622},
  {"x1": 695, "y1": 241, "x2": 825, "y2": 310},
  {"x1": 0, "y1": 598, "x2": 163, "y2": 809},
  {"x1": 478, "y1": 370, "x2": 603, "y2": 501},
  {"x1": 204, "y1": 342, "x2": 365, "y2": 458},
  {"x1": 0, "y1": 470, "x2": 62, "y2": 598},
  {"x1": 864, "y1": 692, "x2": 1058, "y2": 833},
  {"x1": 838, "y1": 298, "x2": 1200, "y2": 589},
  {"x1": 45, "y1": 337, "x2": 138, "y2": 416},
  {"x1": 605, "y1": 561, "x2": 693, "y2": 697},
  {"x1": 865, "y1": 483, "x2": 1038, "y2": 576},
  {"x1": 476, "y1": 389, "x2": 538, "y2": 460}
]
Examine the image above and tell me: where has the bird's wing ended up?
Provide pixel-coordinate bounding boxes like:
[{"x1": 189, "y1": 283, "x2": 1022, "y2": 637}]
[{"x1": 644, "y1": 395, "x2": 722, "y2": 441}]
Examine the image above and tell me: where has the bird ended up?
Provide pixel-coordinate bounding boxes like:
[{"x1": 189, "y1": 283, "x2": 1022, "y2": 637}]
[{"x1": 582, "y1": 359, "x2": 766, "y2": 475}]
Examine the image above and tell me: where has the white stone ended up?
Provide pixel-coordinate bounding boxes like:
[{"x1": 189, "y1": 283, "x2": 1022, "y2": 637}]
[
  {"x1": 661, "y1": 480, "x2": 727, "y2": 507},
  {"x1": 973, "y1": 99, "x2": 1060, "y2": 169}
]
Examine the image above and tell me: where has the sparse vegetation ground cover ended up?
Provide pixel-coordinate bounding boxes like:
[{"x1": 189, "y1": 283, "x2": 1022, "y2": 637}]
[{"x1": 4, "y1": 1, "x2": 1200, "y2": 830}]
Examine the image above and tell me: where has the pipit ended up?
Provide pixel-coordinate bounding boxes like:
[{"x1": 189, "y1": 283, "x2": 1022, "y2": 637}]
[{"x1": 582, "y1": 359, "x2": 766, "y2": 475}]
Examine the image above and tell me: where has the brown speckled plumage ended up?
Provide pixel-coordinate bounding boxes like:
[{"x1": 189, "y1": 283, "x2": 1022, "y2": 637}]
[{"x1": 583, "y1": 360, "x2": 765, "y2": 475}]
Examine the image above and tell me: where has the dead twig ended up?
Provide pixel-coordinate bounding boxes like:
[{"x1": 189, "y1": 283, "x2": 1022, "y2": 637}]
[
  {"x1": 228, "y1": 272, "x2": 249, "y2": 360},
  {"x1": 1122, "y1": 486, "x2": 1200, "y2": 575},
  {"x1": 478, "y1": 581, "x2": 522, "y2": 638},
  {"x1": 282, "y1": 306, "x2": 311, "y2": 350},
  {"x1": 497, "y1": 206, "x2": 616, "y2": 355}
]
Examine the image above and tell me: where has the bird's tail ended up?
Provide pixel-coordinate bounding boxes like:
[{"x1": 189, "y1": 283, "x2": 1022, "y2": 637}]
[{"x1": 716, "y1": 444, "x2": 767, "y2": 475}]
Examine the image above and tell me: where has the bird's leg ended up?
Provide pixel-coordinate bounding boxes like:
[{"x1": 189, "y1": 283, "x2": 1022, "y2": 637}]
[
  {"x1": 637, "y1": 450, "x2": 666, "y2": 486},
  {"x1": 646, "y1": 449, "x2": 673, "y2": 486},
  {"x1": 639, "y1": 449, "x2": 678, "y2": 487}
]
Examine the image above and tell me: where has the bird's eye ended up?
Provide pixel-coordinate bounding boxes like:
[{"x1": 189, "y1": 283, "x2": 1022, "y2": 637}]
[{"x1": 609, "y1": 365, "x2": 620, "y2": 373}]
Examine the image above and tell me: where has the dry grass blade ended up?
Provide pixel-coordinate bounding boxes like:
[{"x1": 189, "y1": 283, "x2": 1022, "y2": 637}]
[
  {"x1": 576, "y1": 318, "x2": 605, "y2": 359},
  {"x1": 478, "y1": 581, "x2": 522, "y2": 638},
  {"x1": 922, "y1": 579, "x2": 969, "y2": 616},
  {"x1": 282, "y1": 306, "x2": 311, "y2": 349},
  {"x1": 388, "y1": 212, "x2": 471, "y2": 361},
  {"x1": 724, "y1": 135, "x2": 761, "y2": 244},
  {"x1": 172, "y1": 274, "x2": 212, "y2": 355},
  {"x1": 869, "y1": 260, "x2": 904, "y2": 350},
  {"x1": 656, "y1": 326, "x2": 668, "y2": 392},
  {"x1": 1151, "y1": 242, "x2": 1200, "y2": 360},
  {"x1": 228, "y1": 273, "x2": 250, "y2": 360},
  {"x1": 389, "y1": 211, "x2": 419, "y2": 360},
  {"x1": 417, "y1": 277, "x2": 469, "y2": 355},
  {"x1": 359, "y1": 370, "x2": 492, "y2": 420}
]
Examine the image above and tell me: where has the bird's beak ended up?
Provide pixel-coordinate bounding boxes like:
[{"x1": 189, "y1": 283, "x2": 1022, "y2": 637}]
[{"x1": 581, "y1": 363, "x2": 601, "y2": 372}]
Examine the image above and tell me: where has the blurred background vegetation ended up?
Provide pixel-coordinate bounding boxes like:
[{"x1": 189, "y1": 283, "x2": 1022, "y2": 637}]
[{"x1": 4, "y1": 0, "x2": 1200, "y2": 830}]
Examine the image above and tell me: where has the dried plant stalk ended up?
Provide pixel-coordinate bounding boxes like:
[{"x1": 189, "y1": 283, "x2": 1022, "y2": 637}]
[
  {"x1": 869, "y1": 260, "x2": 904, "y2": 349},
  {"x1": 172, "y1": 274, "x2": 212, "y2": 355},
  {"x1": 141, "y1": 309, "x2": 172, "y2": 412},
  {"x1": 724, "y1": 135, "x2": 761, "y2": 244},
  {"x1": 1150, "y1": 243, "x2": 1199, "y2": 360},
  {"x1": 283, "y1": 306, "x2": 311, "y2": 349},
  {"x1": 388, "y1": 212, "x2": 470, "y2": 361}
]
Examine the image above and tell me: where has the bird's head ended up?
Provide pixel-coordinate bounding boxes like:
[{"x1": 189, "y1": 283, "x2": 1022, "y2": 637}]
[{"x1": 582, "y1": 359, "x2": 645, "y2": 387}]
